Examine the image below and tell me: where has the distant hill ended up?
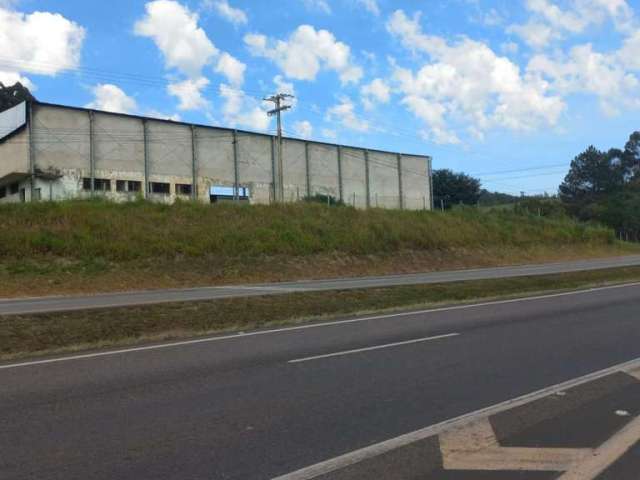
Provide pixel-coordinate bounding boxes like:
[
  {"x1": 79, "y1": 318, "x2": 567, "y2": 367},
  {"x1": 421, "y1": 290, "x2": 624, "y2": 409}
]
[
  {"x1": 0, "y1": 82, "x2": 36, "y2": 112},
  {"x1": 478, "y1": 189, "x2": 520, "y2": 206}
]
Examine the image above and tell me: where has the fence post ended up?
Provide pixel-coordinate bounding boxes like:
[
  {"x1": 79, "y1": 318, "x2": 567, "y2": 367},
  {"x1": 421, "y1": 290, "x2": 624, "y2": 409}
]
[{"x1": 305, "y1": 141, "x2": 311, "y2": 199}]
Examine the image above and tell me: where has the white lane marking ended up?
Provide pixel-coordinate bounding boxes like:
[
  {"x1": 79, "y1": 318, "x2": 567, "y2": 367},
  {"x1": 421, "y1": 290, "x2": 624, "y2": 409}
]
[
  {"x1": 1, "y1": 281, "x2": 639, "y2": 371},
  {"x1": 558, "y1": 414, "x2": 640, "y2": 479},
  {"x1": 271, "y1": 356, "x2": 640, "y2": 480},
  {"x1": 288, "y1": 334, "x2": 459, "y2": 364}
]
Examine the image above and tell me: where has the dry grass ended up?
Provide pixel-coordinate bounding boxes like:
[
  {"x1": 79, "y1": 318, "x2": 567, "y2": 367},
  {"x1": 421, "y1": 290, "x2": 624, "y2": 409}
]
[{"x1": 3, "y1": 266, "x2": 640, "y2": 361}]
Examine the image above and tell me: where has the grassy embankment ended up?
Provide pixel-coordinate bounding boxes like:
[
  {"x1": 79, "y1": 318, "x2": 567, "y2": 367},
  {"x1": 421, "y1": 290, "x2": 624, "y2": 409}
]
[{"x1": 0, "y1": 199, "x2": 636, "y2": 298}]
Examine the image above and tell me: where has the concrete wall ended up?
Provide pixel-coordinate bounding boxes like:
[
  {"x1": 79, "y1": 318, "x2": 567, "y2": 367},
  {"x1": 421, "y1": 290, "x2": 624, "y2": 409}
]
[
  {"x1": 369, "y1": 151, "x2": 401, "y2": 209},
  {"x1": 237, "y1": 132, "x2": 273, "y2": 204},
  {"x1": 340, "y1": 147, "x2": 367, "y2": 208},
  {"x1": 32, "y1": 104, "x2": 90, "y2": 172},
  {"x1": 282, "y1": 138, "x2": 307, "y2": 202},
  {"x1": 0, "y1": 103, "x2": 432, "y2": 209},
  {"x1": 0, "y1": 128, "x2": 29, "y2": 180},
  {"x1": 401, "y1": 154, "x2": 430, "y2": 210},
  {"x1": 196, "y1": 127, "x2": 235, "y2": 201},
  {"x1": 308, "y1": 142, "x2": 340, "y2": 200}
]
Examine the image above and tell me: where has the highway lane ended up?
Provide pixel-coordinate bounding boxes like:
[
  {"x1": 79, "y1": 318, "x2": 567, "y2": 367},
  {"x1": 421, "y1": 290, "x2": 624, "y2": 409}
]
[
  {"x1": 2, "y1": 254, "x2": 640, "y2": 315},
  {"x1": 2, "y1": 283, "x2": 640, "y2": 479}
]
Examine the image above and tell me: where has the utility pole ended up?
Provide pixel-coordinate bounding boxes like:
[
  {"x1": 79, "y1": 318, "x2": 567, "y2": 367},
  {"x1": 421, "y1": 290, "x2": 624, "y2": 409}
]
[{"x1": 265, "y1": 93, "x2": 294, "y2": 203}]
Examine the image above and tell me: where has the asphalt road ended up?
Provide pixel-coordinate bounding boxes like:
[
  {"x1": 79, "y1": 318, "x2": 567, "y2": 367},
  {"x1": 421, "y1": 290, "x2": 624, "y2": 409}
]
[
  {"x1": 2, "y1": 254, "x2": 640, "y2": 315},
  {"x1": 3, "y1": 283, "x2": 640, "y2": 479}
]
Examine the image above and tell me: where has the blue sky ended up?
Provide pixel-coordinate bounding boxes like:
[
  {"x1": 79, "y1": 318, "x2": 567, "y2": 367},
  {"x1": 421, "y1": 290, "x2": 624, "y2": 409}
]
[{"x1": 1, "y1": 0, "x2": 639, "y2": 195}]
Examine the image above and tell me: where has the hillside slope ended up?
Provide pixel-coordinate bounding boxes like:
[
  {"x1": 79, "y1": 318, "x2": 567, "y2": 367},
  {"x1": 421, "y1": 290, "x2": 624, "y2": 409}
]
[{"x1": 0, "y1": 200, "x2": 634, "y2": 297}]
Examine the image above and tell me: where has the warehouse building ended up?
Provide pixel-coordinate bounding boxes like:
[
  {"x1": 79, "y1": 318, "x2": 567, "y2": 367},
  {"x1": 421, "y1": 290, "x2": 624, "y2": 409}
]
[{"x1": 0, "y1": 101, "x2": 433, "y2": 209}]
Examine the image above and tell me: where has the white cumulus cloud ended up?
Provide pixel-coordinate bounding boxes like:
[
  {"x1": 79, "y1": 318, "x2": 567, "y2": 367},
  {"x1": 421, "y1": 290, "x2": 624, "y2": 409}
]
[
  {"x1": 361, "y1": 78, "x2": 390, "y2": 109},
  {"x1": 302, "y1": 0, "x2": 331, "y2": 14},
  {"x1": 135, "y1": 0, "x2": 218, "y2": 78},
  {"x1": 0, "y1": 6, "x2": 85, "y2": 88},
  {"x1": 244, "y1": 25, "x2": 362, "y2": 84},
  {"x1": 386, "y1": 9, "x2": 566, "y2": 143},
  {"x1": 356, "y1": 0, "x2": 380, "y2": 16},
  {"x1": 206, "y1": 0, "x2": 247, "y2": 26},
  {"x1": 293, "y1": 120, "x2": 313, "y2": 138},
  {"x1": 167, "y1": 77, "x2": 211, "y2": 110},
  {"x1": 527, "y1": 43, "x2": 640, "y2": 116},
  {"x1": 219, "y1": 84, "x2": 270, "y2": 131},
  {"x1": 326, "y1": 97, "x2": 369, "y2": 132},
  {"x1": 215, "y1": 52, "x2": 246, "y2": 86},
  {"x1": 509, "y1": 0, "x2": 636, "y2": 49},
  {"x1": 86, "y1": 84, "x2": 138, "y2": 114}
]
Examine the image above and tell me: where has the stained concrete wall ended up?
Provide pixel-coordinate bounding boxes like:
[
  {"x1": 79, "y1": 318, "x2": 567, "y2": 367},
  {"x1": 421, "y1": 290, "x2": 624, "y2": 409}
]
[
  {"x1": 0, "y1": 128, "x2": 28, "y2": 179},
  {"x1": 401, "y1": 154, "x2": 430, "y2": 210},
  {"x1": 236, "y1": 132, "x2": 273, "y2": 204},
  {"x1": 282, "y1": 138, "x2": 307, "y2": 202},
  {"x1": 369, "y1": 151, "x2": 401, "y2": 209},
  {"x1": 308, "y1": 142, "x2": 340, "y2": 199},
  {"x1": 340, "y1": 147, "x2": 367, "y2": 208},
  {"x1": 0, "y1": 103, "x2": 432, "y2": 209},
  {"x1": 32, "y1": 104, "x2": 90, "y2": 171},
  {"x1": 196, "y1": 127, "x2": 235, "y2": 200},
  {"x1": 94, "y1": 112, "x2": 145, "y2": 178}
]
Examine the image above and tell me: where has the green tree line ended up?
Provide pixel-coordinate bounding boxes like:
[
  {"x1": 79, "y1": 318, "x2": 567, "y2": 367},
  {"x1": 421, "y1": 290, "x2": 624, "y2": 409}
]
[
  {"x1": 433, "y1": 130, "x2": 640, "y2": 241},
  {"x1": 559, "y1": 131, "x2": 640, "y2": 240}
]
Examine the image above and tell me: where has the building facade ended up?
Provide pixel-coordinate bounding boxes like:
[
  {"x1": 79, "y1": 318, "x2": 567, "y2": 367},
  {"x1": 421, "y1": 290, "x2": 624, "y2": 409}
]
[{"x1": 0, "y1": 101, "x2": 433, "y2": 209}]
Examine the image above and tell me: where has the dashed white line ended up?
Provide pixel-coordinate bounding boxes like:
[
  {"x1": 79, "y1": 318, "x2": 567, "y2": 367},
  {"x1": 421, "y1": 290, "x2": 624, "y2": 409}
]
[
  {"x1": 288, "y1": 333, "x2": 460, "y2": 363},
  {"x1": 1, "y1": 281, "x2": 639, "y2": 371}
]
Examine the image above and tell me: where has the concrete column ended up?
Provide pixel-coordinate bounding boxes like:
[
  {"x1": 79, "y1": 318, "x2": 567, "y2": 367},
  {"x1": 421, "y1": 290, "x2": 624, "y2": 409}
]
[
  {"x1": 190, "y1": 125, "x2": 198, "y2": 201},
  {"x1": 427, "y1": 155, "x2": 434, "y2": 210},
  {"x1": 337, "y1": 146, "x2": 344, "y2": 202},
  {"x1": 27, "y1": 102, "x2": 36, "y2": 202},
  {"x1": 232, "y1": 129, "x2": 239, "y2": 201},
  {"x1": 89, "y1": 111, "x2": 95, "y2": 196},
  {"x1": 364, "y1": 149, "x2": 371, "y2": 209},
  {"x1": 143, "y1": 119, "x2": 149, "y2": 198},
  {"x1": 305, "y1": 141, "x2": 311, "y2": 198},
  {"x1": 397, "y1": 153, "x2": 404, "y2": 210}
]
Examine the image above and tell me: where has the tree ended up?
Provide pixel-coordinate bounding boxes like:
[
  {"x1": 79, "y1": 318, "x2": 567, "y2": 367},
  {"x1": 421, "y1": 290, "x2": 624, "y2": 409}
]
[
  {"x1": 624, "y1": 131, "x2": 640, "y2": 180},
  {"x1": 433, "y1": 169, "x2": 481, "y2": 209},
  {"x1": 601, "y1": 188, "x2": 640, "y2": 241},
  {"x1": 559, "y1": 146, "x2": 626, "y2": 219},
  {"x1": 0, "y1": 81, "x2": 36, "y2": 112}
]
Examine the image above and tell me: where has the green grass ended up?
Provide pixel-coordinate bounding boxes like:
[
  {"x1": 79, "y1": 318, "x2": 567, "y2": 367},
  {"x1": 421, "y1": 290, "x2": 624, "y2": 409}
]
[
  {"x1": 3, "y1": 266, "x2": 640, "y2": 361},
  {"x1": 0, "y1": 199, "x2": 616, "y2": 261}
]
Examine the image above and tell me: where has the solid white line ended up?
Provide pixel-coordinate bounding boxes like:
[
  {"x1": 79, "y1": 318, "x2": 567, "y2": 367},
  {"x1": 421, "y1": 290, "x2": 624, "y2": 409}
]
[
  {"x1": 271, "y1": 356, "x2": 640, "y2": 480},
  {"x1": 288, "y1": 333, "x2": 459, "y2": 363},
  {"x1": 1, "y1": 281, "x2": 639, "y2": 371}
]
